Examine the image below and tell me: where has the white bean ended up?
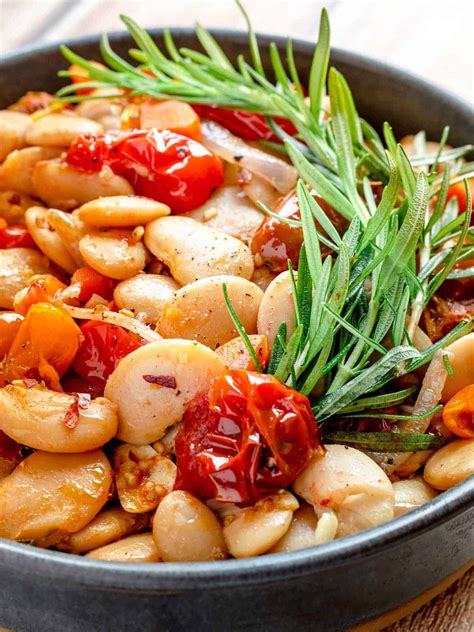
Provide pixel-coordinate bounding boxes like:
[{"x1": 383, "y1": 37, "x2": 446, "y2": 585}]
[
  {"x1": 114, "y1": 273, "x2": 179, "y2": 323},
  {"x1": 46, "y1": 208, "x2": 87, "y2": 267},
  {"x1": 185, "y1": 185, "x2": 264, "y2": 244},
  {"x1": 0, "y1": 111, "x2": 31, "y2": 162},
  {"x1": 144, "y1": 216, "x2": 254, "y2": 285},
  {"x1": 25, "y1": 206, "x2": 78, "y2": 273},
  {"x1": 0, "y1": 384, "x2": 118, "y2": 452},
  {"x1": 25, "y1": 114, "x2": 102, "y2": 147},
  {"x1": 79, "y1": 228, "x2": 148, "y2": 280},
  {"x1": 0, "y1": 190, "x2": 37, "y2": 224},
  {"x1": 58, "y1": 507, "x2": 151, "y2": 554},
  {"x1": 0, "y1": 450, "x2": 112, "y2": 546},
  {"x1": 441, "y1": 334, "x2": 474, "y2": 402},
  {"x1": 223, "y1": 491, "x2": 298, "y2": 558},
  {"x1": 293, "y1": 445, "x2": 394, "y2": 537},
  {"x1": 423, "y1": 439, "x2": 474, "y2": 490},
  {"x1": 0, "y1": 147, "x2": 62, "y2": 196},
  {"x1": 86, "y1": 533, "x2": 160, "y2": 562},
  {"x1": 0, "y1": 247, "x2": 51, "y2": 309},
  {"x1": 269, "y1": 504, "x2": 318, "y2": 554},
  {"x1": 152, "y1": 490, "x2": 227, "y2": 562},
  {"x1": 392, "y1": 477, "x2": 438, "y2": 517},
  {"x1": 158, "y1": 275, "x2": 263, "y2": 349},
  {"x1": 75, "y1": 100, "x2": 123, "y2": 131},
  {"x1": 77, "y1": 195, "x2": 170, "y2": 228},
  {"x1": 32, "y1": 160, "x2": 133, "y2": 210},
  {"x1": 257, "y1": 270, "x2": 295, "y2": 347},
  {"x1": 104, "y1": 339, "x2": 226, "y2": 444},
  {"x1": 114, "y1": 444, "x2": 176, "y2": 513}
]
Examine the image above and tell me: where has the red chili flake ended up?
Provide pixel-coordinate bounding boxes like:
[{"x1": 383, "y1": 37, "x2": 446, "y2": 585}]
[
  {"x1": 143, "y1": 374, "x2": 177, "y2": 389},
  {"x1": 320, "y1": 498, "x2": 331, "y2": 507},
  {"x1": 63, "y1": 396, "x2": 80, "y2": 429}
]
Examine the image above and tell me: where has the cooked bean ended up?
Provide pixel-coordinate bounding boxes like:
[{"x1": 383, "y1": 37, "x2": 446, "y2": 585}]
[
  {"x1": 423, "y1": 439, "x2": 474, "y2": 490},
  {"x1": 75, "y1": 99, "x2": 122, "y2": 131},
  {"x1": 59, "y1": 507, "x2": 151, "y2": 554},
  {"x1": 0, "y1": 247, "x2": 51, "y2": 308},
  {"x1": 46, "y1": 208, "x2": 87, "y2": 267},
  {"x1": 152, "y1": 490, "x2": 227, "y2": 562},
  {"x1": 314, "y1": 509, "x2": 339, "y2": 544},
  {"x1": 0, "y1": 190, "x2": 37, "y2": 224},
  {"x1": 104, "y1": 339, "x2": 227, "y2": 444},
  {"x1": 0, "y1": 111, "x2": 31, "y2": 162},
  {"x1": 215, "y1": 334, "x2": 268, "y2": 370},
  {"x1": 0, "y1": 146, "x2": 62, "y2": 196},
  {"x1": 293, "y1": 445, "x2": 394, "y2": 537},
  {"x1": 0, "y1": 384, "x2": 118, "y2": 452},
  {"x1": 270, "y1": 504, "x2": 317, "y2": 554},
  {"x1": 158, "y1": 275, "x2": 263, "y2": 349},
  {"x1": 114, "y1": 444, "x2": 176, "y2": 513},
  {"x1": 223, "y1": 491, "x2": 298, "y2": 558},
  {"x1": 25, "y1": 206, "x2": 78, "y2": 273},
  {"x1": 0, "y1": 450, "x2": 112, "y2": 545},
  {"x1": 392, "y1": 477, "x2": 438, "y2": 517},
  {"x1": 441, "y1": 333, "x2": 474, "y2": 402},
  {"x1": 77, "y1": 195, "x2": 170, "y2": 228},
  {"x1": 257, "y1": 270, "x2": 295, "y2": 346},
  {"x1": 25, "y1": 114, "x2": 102, "y2": 147},
  {"x1": 79, "y1": 228, "x2": 148, "y2": 280},
  {"x1": 86, "y1": 533, "x2": 160, "y2": 562},
  {"x1": 186, "y1": 185, "x2": 264, "y2": 244},
  {"x1": 113, "y1": 273, "x2": 179, "y2": 323},
  {"x1": 144, "y1": 216, "x2": 254, "y2": 285},
  {"x1": 32, "y1": 160, "x2": 133, "y2": 210}
]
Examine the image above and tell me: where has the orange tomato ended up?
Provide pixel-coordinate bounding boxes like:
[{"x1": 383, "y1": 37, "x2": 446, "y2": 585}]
[
  {"x1": 0, "y1": 312, "x2": 23, "y2": 358},
  {"x1": 70, "y1": 267, "x2": 115, "y2": 303},
  {"x1": 123, "y1": 99, "x2": 201, "y2": 140},
  {"x1": 446, "y1": 179, "x2": 474, "y2": 215},
  {"x1": 4, "y1": 302, "x2": 82, "y2": 391},
  {"x1": 68, "y1": 61, "x2": 106, "y2": 95},
  {"x1": 442, "y1": 384, "x2": 474, "y2": 439},
  {"x1": 215, "y1": 334, "x2": 270, "y2": 371},
  {"x1": 13, "y1": 274, "x2": 67, "y2": 316}
]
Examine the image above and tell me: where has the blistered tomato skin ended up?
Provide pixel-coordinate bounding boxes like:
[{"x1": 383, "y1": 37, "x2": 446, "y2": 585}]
[
  {"x1": 66, "y1": 129, "x2": 224, "y2": 213},
  {"x1": 174, "y1": 369, "x2": 319, "y2": 506},
  {"x1": 72, "y1": 320, "x2": 142, "y2": 391},
  {"x1": 0, "y1": 225, "x2": 36, "y2": 250}
]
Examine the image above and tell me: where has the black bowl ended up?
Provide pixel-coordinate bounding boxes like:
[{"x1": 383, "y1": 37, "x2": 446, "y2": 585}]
[{"x1": 1, "y1": 30, "x2": 473, "y2": 632}]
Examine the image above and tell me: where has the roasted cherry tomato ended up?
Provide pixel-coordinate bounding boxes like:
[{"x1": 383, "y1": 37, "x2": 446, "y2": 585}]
[
  {"x1": 70, "y1": 267, "x2": 115, "y2": 303},
  {"x1": 123, "y1": 98, "x2": 201, "y2": 140},
  {"x1": 174, "y1": 369, "x2": 320, "y2": 505},
  {"x1": 0, "y1": 225, "x2": 36, "y2": 250},
  {"x1": 193, "y1": 105, "x2": 297, "y2": 142},
  {"x1": 8, "y1": 91, "x2": 54, "y2": 114},
  {"x1": 72, "y1": 320, "x2": 142, "y2": 390},
  {"x1": 13, "y1": 274, "x2": 67, "y2": 315},
  {"x1": 61, "y1": 371, "x2": 104, "y2": 399},
  {"x1": 446, "y1": 179, "x2": 474, "y2": 217},
  {"x1": 4, "y1": 302, "x2": 81, "y2": 390},
  {"x1": 442, "y1": 384, "x2": 474, "y2": 439},
  {"x1": 0, "y1": 312, "x2": 23, "y2": 358},
  {"x1": 66, "y1": 129, "x2": 224, "y2": 213},
  {"x1": 251, "y1": 189, "x2": 343, "y2": 272},
  {"x1": 68, "y1": 61, "x2": 107, "y2": 95}
]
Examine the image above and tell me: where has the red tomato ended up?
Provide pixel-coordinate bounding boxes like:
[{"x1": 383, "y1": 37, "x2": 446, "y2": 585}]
[
  {"x1": 66, "y1": 129, "x2": 224, "y2": 213},
  {"x1": 61, "y1": 371, "x2": 104, "y2": 399},
  {"x1": 446, "y1": 179, "x2": 474, "y2": 216},
  {"x1": 0, "y1": 225, "x2": 36, "y2": 250},
  {"x1": 70, "y1": 267, "x2": 115, "y2": 302},
  {"x1": 72, "y1": 320, "x2": 142, "y2": 390},
  {"x1": 8, "y1": 91, "x2": 54, "y2": 114},
  {"x1": 68, "y1": 61, "x2": 107, "y2": 95},
  {"x1": 192, "y1": 105, "x2": 297, "y2": 142},
  {"x1": 174, "y1": 369, "x2": 320, "y2": 506}
]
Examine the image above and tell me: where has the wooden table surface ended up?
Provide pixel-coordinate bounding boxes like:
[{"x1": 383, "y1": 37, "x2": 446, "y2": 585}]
[{"x1": 0, "y1": 1, "x2": 473, "y2": 630}]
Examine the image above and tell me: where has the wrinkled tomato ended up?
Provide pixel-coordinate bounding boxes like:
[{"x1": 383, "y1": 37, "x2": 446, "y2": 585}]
[
  {"x1": 423, "y1": 294, "x2": 474, "y2": 342},
  {"x1": 174, "y1": 369, "x2": 319, "y2": 505},
  {"x1": 72, "y1": 320, "x2": 142, "y2": 391},
  {"x1": 0, "y1": 225, "x2": 36, "y2": 250},
  {"x1": 66, "y1": 128, "x2": 224, "y2": 213},
  {"x1": 70, "y1": 267, "x2": 115, "y2": 303},
  {"x1": 193, "y1": 105, "x2": 297, "y2": 142},
  {"x1": 251, "y1": 189, "x2": 343, "y2": 272},
  {"x1": 61, "y1": 371, "x2": 104, "y2": 399},
  {"x1": 8, "y1": 91, "x2": 54, "y2": 114},
  {"x1": 0, "y1": 312, "x2": 23, "y2": 358},
  {"x1": 13, "y1": 274, "x2": 66, "y2": 315}
]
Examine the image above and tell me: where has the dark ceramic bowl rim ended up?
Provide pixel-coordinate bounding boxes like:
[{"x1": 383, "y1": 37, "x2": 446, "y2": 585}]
[{"x1": 1, "y1": 29, "x2": 473, "y2": 592}]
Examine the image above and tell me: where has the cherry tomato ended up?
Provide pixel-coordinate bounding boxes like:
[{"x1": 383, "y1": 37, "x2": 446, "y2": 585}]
[
  {"x1": 61, "y1": 371, "x2": 104, "y2": 399},
  {"x1": 0, "y1": 225, "x2": 37, "y2": 250},
  {"x1": 8, "y1": 91, "x2": 54, "y2": 114},
  {"x1": 68, "y1": 61, "x2": 107, "y2": 95},
  {"x1": 442, "y1": 384, "x2": 474, "y2": 439},
  {"x1": 251, "y1": 189, "x2": 343, "y2": 272},
  {"x1": 13, "y1": 274, "x2": 67, "y2": 316},
  {"x1": 0, "y1": 312, "x2": 23, "y2": 358},
  {"x1": 192, "y1": 105, "x2": 297, "y2": 142},
  {"x1": 70, "y1": 267, "x2": 115, "y2": 303},
  {"x1": 174, "y1": 369, "x2": 320, "y2": 506},
  {"x1": 123, "y1": 98, "x2": 201, "y2": 140},
  {"x1": 446, "y1": 179, "x2": 474, "y2": 217},
  {"x1": 66, "y1": 129, "x2": 224, "y2": 213},
  {"x1": 4, "y1": 302, "x2": 81, "y2": 391},
  {"x1": 72, "y1": 320, "x2": 142, "y2": 390}
]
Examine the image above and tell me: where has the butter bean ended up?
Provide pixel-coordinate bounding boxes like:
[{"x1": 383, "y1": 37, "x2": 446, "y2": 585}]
[
  {"x1": 0, "y1": 146, "x2": 62, "y2": 196},
  {"x1": 46, "y1": 208, "x2": 87, "y2": 267},
  {"x1": 392, "y1": 477, "x2": 438, "y2": 517},
  {"x1": 0, "y1": 247, "x2": 51, "y2": 308},
  {"x1": 0, "y1": 450, "x2": 112, "y2": 545},
  {"x1": 25, "y1": 114, "x2": 102, "y2": 147},
  {"x1": 77, "y1": 195, "x2": 170, "y2": 228},
  {"x1": 0, "y1": 190, "x2": 37, "y2": 224},
  {"x1": 0, "y1": 111, "x2": 31, "y2": 162},
  {"x1": 79, "y1": 228, "x2": 148, "y2": 280},
  {"x1": 113, "y1": 273, "x2": 179, "y2": 323},
  {"x1": 270, "y1": 504, "x2": 317, "y2": 554},
  {"x1": 158, "y1": 275, "x2": 263, "y2": 349},
  {"x1": 424, "y1": 439, "x2": 474, "y2": 490},
  {"x1": 441, "y1": 334, "x2": 474, "y2": 402},
  {"x1": 257, "y1": 270, "x2": 295, "y2": 347},
  {"x1": 144, "y1": 216, "x2": 254, "y2": 285},
  {"x1": 0, "y1": 384, "x2": 118, "y2": 452},
  {"x1": 86, "y1": 533, "x2": 160, "y2": 562},
  {"x1": 25, "y1": 206, "x2": 78, "y2": 273}
]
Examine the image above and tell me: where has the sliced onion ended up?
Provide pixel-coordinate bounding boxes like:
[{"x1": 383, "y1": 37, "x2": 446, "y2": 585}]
[
  {"x1": 238, "y1": 168, "x2": 281, "y2": 210},
  {"x1": 62, "y1": 304, "x2": 162, "y2": 343},
  {"x1": 412, "y1": 326, "x2": 432, "y2": 352},
  {"x1": 201, "y1": 121, "x2": 297, "y2": 194}
]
